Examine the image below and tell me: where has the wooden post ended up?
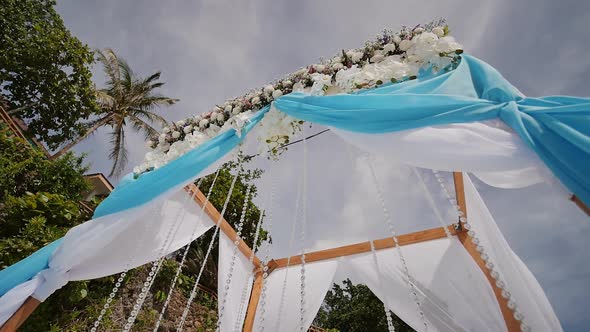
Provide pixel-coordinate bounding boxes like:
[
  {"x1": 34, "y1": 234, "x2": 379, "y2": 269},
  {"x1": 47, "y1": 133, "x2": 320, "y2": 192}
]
[
  {"x1": 0, "y1": 297, "x2": 40, "y2": 332},
  {"x1": 453, "y1": 172, "x2": 521, "y2": 332},
  {"x1": 570, "y1": 194, "x2": 590, "y2": 217},
  {"x1": 243, "y1": 273, "x2": 264, "y2": 332},
  {"x1": 186, "y1": 183, "x2": 262, "y2": 268},
  {"x1": 272, "y1": 225, "x2": 457, "y2": 269}
]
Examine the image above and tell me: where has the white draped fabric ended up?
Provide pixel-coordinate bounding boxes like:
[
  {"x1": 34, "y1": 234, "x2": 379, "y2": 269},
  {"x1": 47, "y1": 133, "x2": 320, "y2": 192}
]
[
  {"x1": 251, "y1": 259, "x2": 339, "y2": 332},
  {"x1": 236, "y1": 174, "x2": 562, "y2": 332},
  {"x1": 0, "y1": 118, "x2": 567, "y2": 330},
  {"x1": 0, "y1": 188, "x2": 215, "y2": 324},
  {"x1": 339, "y1": 239, "x2": 506, "y2": 332},
  {"x1": 218, "y1": 232, "x2": 255, "y2": 331},
  {"x1": 331, "y1": 120, "x2": 553, "y2": 189},
  {"x1": 462, "y1": 174, "x2": 563, "y2": 331}
]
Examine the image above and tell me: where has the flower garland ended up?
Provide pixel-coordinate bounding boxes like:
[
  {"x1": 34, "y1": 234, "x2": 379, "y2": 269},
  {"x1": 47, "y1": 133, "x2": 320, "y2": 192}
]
[{"x1": 134, "y1": 19, "x2": 463, "y2": 176}]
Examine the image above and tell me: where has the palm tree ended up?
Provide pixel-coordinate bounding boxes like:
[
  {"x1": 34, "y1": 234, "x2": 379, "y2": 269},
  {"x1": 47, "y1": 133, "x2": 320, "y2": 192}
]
[{"x1": 51, "y1": 49, "x2": 178, "y2": 176}]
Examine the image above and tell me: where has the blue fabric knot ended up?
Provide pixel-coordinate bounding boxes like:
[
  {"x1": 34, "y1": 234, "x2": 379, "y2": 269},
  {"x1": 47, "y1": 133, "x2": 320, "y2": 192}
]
[{"x1": 275, "y1": 55, "x2": 590, "y2": 207}]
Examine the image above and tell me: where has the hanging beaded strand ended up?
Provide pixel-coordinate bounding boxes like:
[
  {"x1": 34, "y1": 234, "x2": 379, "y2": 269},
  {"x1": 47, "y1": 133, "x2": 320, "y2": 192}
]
[
  {"x1": 275, "y1": 175, "x2": 304, "y2": 331},
  {"x1": 343, "y1": 143, "x2": 397, "y2": 332},
  {"x1": 215, "y1": 184, "x2": 253, "y2": 331},
  {"x1": 153, "y1": 170, "x2": 221, "y2": 331},
  {"x1": 92, "y1": 180, "x2": 206, "y2": 332},
  {"x1": 369, "y1": 240, "x2": 396, "y2": 332},
  {"x1": 234, "y1": 163, "x2": 275, "y2": 331},
  {"x1": 298, "y1": 136, "x2": 309, "y2": 332},
  {"x1": 90, "y1": 268, "x2": 128, "y2": 332},
  {"x1": 177, "y1": 171, "x2": 241, "y2": 332},
  {"x1": 366, "y1": 155, "x2": 429, "y2": 332},
  {"x1": 432, "y1": 170, "x2": 530, "y2": 332},
  {"x1": 412, "y1": 168, "x2": 453, "y2": 238},
  {"x1": 121, "y1": 178, "x2": 204, "y2": 332}
]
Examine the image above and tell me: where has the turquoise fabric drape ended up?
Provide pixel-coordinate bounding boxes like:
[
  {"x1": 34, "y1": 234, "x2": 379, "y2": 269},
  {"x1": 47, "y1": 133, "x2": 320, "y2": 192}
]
[
  {"x1": 2, "y1": 54, "x2": 588, "y2": 299},
  {"x1": 274, "y1": 55, "x2": 590, "y2": 206},
  {"x1": 0, "y1": 108, "x2": 268, "y2": 297}
]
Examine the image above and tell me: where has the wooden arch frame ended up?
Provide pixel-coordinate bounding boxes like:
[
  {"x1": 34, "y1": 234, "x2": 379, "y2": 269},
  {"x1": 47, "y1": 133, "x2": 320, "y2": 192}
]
[{"x1": 1, "y1": 172, "x2": 521, "y2": 332}]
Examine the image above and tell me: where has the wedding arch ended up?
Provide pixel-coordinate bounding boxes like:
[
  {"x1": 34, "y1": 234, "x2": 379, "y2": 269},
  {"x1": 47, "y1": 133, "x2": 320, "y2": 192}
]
[{"x1": 1, "y1": 21, "x2": 589, "y2": 332}]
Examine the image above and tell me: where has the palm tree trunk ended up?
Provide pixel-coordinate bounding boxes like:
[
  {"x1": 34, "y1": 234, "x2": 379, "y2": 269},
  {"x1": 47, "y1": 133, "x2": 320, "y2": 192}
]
[{"x1": 50, "y1": 116, "x2": 112, "y2": 160}]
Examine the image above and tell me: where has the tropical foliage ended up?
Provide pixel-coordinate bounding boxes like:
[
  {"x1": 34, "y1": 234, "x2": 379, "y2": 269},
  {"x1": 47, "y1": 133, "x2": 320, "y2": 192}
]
[
  {"x1": 52, "y1": 49, "x2": 178, "y2": 176},
  {"x1": 0, "y1": 0, "x2": 98, "y2": 148},
  {"x1": 315, "y1": 279, "x2": 415, "y2": 332}
]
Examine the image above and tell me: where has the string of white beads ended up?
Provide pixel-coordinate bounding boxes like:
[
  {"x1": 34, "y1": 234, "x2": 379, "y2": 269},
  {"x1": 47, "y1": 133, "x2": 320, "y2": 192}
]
[
  {"x1": 412, "y1": 167, "x2": 452, "y2": 238},
  {"x1": 275, "y1": 176, "x2": 303, "y2": 331},
  {"x1": 432, "y1": 170, "x2": 530, "y2": 332},
  {"x1": 234, "y1": 165, "x2": 274, "y2": 331},
  {"x1": 215, "y1": 184, "x2": 252, "y2": 331},
  {"x1": 124, "y1": 183, "x2": 202, "y2": 331},
  {"x1": 90, "y1": 269, "x2": 128, "y2": 332},
  {"x1": 257, "y1": 162, "x2": 278, "y2": 331},
  {"x1": 366, "y1": 156, "x2": 429, "y2": 332},
  {"x1": 369, "y1": 240, "x2": 396, "y2": 332},
  {"x1": 153, "y1": 173, "x2": 220, "y2": 331},
  {"x1": 299, "y1": 136, "x2": 308, "y2": 332},
  {"x1": 177, "y1": 172, "x2": 240, "y2": 331}
]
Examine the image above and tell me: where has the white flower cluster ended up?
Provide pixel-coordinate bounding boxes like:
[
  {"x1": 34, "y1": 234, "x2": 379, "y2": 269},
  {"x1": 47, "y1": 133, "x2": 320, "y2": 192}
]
[{"x1": 135, "y1": 21, "x2": 463, "y2": 176}]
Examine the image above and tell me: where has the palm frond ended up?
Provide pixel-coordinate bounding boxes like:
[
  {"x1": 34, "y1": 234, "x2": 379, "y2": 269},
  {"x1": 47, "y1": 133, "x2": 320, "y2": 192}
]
[
  {"x1": 128, "y1": 114, "x2": 161, "y2": 140},
  {"x1": 131, "y1": 109, "x2": 169, "y2": 127},
  {"x1": 108, "y1": 119, "x2": 128, "y2": 177}
]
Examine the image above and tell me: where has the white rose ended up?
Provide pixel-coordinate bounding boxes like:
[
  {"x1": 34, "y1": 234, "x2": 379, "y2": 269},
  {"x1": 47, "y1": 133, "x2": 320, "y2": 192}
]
[
  {"x1": 414, "y1": 27, "x2": 424, "y2": 34},
  {"x1": 176, "y1": 120, "x2": 185, "y2": 126},
  {"x1": 172, "y1": 131, "x2": 180, "y2": 138},
  {"x1": 351, "y1": 52, "x2": 363, "y2": 63},
  {"x1": 432, "y1": 26, "x2": 445, "y2": 37},
  {"x1": 199, "y1": 119, "x2": 209, "y2": 128},
  {"x1": 399, "y1": 39, "x2": 413, "y2": 51},
  {"x1": 392, "y1": 35, "x2": 401, "y2": 44},
  {"x1": 370, "y1": 53, "x2": 385, "y2": 63},
  {"x1": 417, "y1": 32, "x2": 438, "y2": 44},
  {"x1": 315, "y1": 64, "x2": 326, "y2": 72},
  {"x1": 251, "y1": 96, "x2": 261, "y2": 105},
  {"x1": 332, "y1": 62, "x2": 344, "y2": 70},
  {"x1": 272, "y1": 89, "x2": 283, "y2": 99},
  {"x1": 162, "y1": 127, "x2": 170, "y2": 133},
  {"x1": 145, "y1": 141, "x2": 153, "y2": 148},
  {"x1": 296, "y1": 68, "x2": 307, "y2": 76},
  {"x1": 293, "y1": 82, "x2": 304, "y2": 92},
  {"x1": 282, "y1": 80, "x2": 292, "y2": 88},
  {"x1": 383, "y1": 43, "x2": 397, "y2": 53},
  {"x1": 158, "y1": 134, "x2": 166, "y2": 143},
  {"x1": 232, "y1": 106, "x2": 242, "y2": 115},
  {"x1": 263, "y1": 85, "x2": 274, "y2": 94},
  {"x1": 224, "y1": 105, "x2": 232, "y2": 113},
  {"x1": 183, "y1": 125, "x2": 193, "y2": 134},
  {"x1": 193, "y1": 115, "x2": 202, "y2": 122}
]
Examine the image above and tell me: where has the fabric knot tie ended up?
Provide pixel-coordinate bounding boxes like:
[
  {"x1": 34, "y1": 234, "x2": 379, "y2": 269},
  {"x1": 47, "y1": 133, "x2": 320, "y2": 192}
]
[{"x1": 32, "y1": 268, "x2": 69, "y2": 301}]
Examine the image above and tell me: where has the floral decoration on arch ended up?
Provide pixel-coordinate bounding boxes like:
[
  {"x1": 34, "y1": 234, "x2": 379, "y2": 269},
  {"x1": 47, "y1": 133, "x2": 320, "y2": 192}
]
[{"x1": 134, "y1": 19, "x2": 463, "y2": 176}]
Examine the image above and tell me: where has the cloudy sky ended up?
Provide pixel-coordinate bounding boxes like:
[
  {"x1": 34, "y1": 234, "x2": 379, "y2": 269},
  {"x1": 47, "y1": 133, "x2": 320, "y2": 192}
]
[{"x1": 56, "y1": 0, "x2": 590, "y2": 330}]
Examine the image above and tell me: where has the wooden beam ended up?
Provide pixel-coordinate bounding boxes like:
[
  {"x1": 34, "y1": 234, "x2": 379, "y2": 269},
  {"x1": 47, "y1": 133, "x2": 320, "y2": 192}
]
[
  {"x1": 453, "y1": 172, "x2": 521, "y2": 332},
  {"x1": 242, "y1": 274, "x2": 264, "y2": 332},
  {"x1": 0, "y1": 297, "x2": 40, "y2": 332},
  {"x1": 272, "y1": 225, "x2": 458, "y2": 269},
  {"x1": 186, "y1": 183, "x2": 262, "y2": 268},
  {"x1": 570, "y1": 194, "x2": 590, "y2": 217}
]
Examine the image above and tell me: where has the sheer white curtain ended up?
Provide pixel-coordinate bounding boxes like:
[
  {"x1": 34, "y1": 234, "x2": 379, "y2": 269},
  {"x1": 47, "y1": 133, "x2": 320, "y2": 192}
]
[
  {"x1": 463, "y1": 174, "x2": 562, "y2": 331},
  {"x1": 0, "y1": 188, "x2": 215, "y2": 325},
  {"x1": 331, "y1": 120, "x2": 553, "y2": 189},
  {"x1": 252, "y1": 258, "x2": 339, "y2": 332},
  {"x1": 217, "y1": 232, "x2": 255, "y2": 332},
  {"x1": 338, "y1": 239, "x2": 506, "y2": 332}
]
